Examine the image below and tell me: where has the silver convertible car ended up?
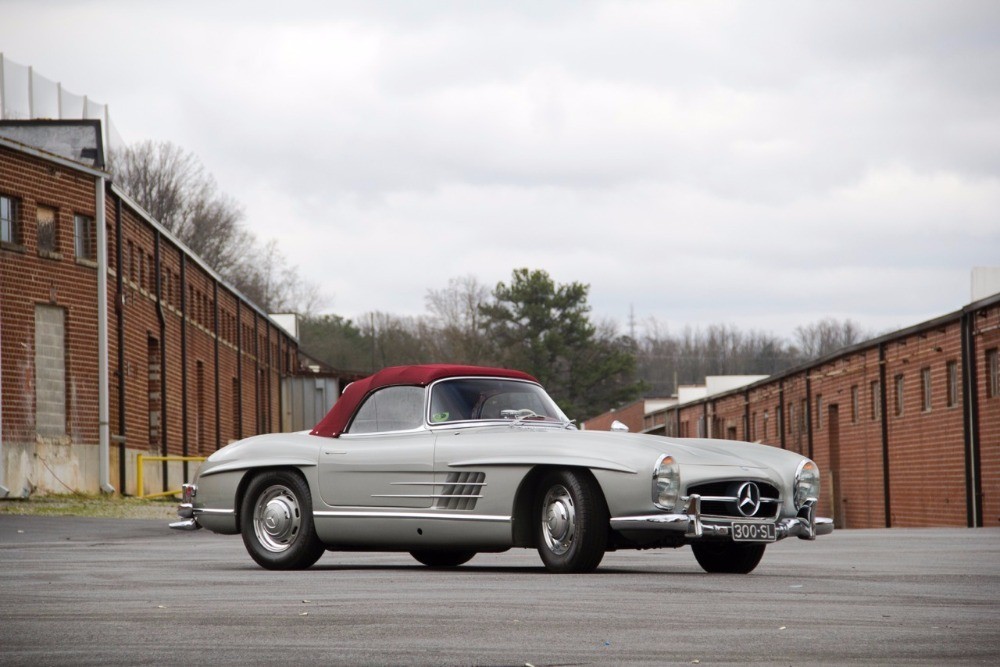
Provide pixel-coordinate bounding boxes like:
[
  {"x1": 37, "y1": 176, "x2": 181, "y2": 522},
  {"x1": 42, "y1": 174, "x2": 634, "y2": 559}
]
[{"x1": 172, "y1": 364, "x2": 832, "y2": 573}]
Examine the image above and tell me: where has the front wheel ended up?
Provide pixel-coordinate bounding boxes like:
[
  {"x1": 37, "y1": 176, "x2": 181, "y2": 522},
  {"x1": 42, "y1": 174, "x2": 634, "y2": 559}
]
[
  {"x1": 691, "y1": 541, "x2": 766, "y2": 574},
  {"x1": 240, "y1": 470, "x2": 325, "y2": 570},
  {"x1": 535, "y1": 470, "x2": 608, "y2": 573},
  {"x1": 409, "y1": 550, "x2": 476, "y2": 568}
]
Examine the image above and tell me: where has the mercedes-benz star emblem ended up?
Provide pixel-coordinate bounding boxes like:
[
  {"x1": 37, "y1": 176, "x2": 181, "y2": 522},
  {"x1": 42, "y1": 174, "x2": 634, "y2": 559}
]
[{"x1": 736, "y1": 482, "x2": 761, "y2": 517}]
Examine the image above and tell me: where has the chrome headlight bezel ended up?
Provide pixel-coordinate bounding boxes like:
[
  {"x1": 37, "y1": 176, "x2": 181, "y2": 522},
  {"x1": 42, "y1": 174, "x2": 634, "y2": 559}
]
[
  {"x1": 652, "y1": 454, "x2": 680, "y2": 510},
  {"x1": 794, "y1": 458, "x2": 821, "y2": 509}
]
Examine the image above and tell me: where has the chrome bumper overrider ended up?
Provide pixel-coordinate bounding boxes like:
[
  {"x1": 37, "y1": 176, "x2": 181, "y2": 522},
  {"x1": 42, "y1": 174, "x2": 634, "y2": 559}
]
[
  {"x1": 609, "y1": 496, "x2": 834, "y2": 541},
  {"x1": 169, "y1": 484, "x2": 201, "y2": 531}
]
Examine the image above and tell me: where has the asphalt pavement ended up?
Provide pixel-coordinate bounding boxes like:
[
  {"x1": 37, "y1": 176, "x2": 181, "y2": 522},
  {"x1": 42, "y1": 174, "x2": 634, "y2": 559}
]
[{"x1": 1, "y1": 515, "x2": 998, "y2": 666}]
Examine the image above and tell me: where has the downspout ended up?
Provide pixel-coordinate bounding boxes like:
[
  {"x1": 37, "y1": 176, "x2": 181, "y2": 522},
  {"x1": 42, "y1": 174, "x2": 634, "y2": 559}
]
[
  {"x1": 266, "y1": 323, "x2": 272, "y2": 432},
  {"x1": 114, "y1": 193, "x2": 126, "y2": 493},
  {"x1": 0, "y1": 305, "x2": 8, "y2": 497},
  {"x1": 213, "y1": 280, "x2": 220, "y2": 450},
  {"x1": 236, "y1": 299, "x2": 243, "y2": 440},
  {"x1": 154, "y1": 232, "x2": 168, "y2": 490},
  {"x1": 805, "y1": 373, "x2": 814, "y2": 460},
  {"x1": 254, "y1": 315, "x2": 260, "y2": 434},
  {"x1": 96, "y1": 176, "x2": 114, "y2": 493},
  {"x1": 778, "y1": 379, "x2": 786, "y2": 449},
  {"x1": 277, "y1": 333, "x2": 284, "y2": 433},
  {"x1": 180, "y1": 254, "x2": 189, "y2": 481},
  {"x1": 743, "y1": 389, "x2": 750, "y2": 442},
  {"x1": 878, "y1": 342, "x2": 891, "y2": 527},
  {"x1": 960, "y1": 311, "x2": 982, "y2": 528}
]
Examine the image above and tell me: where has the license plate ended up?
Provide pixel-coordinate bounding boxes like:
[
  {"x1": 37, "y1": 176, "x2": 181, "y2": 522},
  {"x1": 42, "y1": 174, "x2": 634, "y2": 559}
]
[{"x1": 731, "y1": 522, "x2": 776, "y2": 542}]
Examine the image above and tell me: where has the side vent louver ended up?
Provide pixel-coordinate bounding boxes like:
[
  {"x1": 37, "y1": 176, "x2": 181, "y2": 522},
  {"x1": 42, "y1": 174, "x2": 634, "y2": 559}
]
[{"x1": 434, "y1": 472, "x2": 486, "y2": 510}]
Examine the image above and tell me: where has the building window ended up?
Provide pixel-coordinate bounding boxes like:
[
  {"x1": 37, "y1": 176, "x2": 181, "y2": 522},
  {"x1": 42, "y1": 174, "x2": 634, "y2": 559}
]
[
  {"x1": 37, "y1": 205, "x2": 57, "y2": 255},
  {"x1": 74, "y1": 214, "x2": 95, "y2": 261},
  {"x1": 1, "y1": 195, "x2": 19, "y2": 244},
  {"x1": 871, "y1": 380, "x2": 881, "y2": 421},
  {"x1": 851, "y1": 385, "x2": 859, "y2": 424},
  {"x1": 988, "y1": 349, "x2": 999, "y2": 399},
  {"x1": 762, "y1": 411, "x2": 769, "y2": 439},
  {"x1": 921, "y1": 367, "x2": 932, "y2": 412},
  {"x1": 946, "y1": 360, "x2": 958, "y2": 408},
  {"x1": 894, "y1": 374, "x2": 905, "y2": 416},
  {"x1": 815, "y1": 394, "x2": 823, "y2": 430}
]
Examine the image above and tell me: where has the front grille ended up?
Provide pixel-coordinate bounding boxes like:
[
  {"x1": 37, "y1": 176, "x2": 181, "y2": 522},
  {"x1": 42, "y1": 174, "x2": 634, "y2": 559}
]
[{"x1": 686, "y1": 481, "x2": 781, "y2": 519}]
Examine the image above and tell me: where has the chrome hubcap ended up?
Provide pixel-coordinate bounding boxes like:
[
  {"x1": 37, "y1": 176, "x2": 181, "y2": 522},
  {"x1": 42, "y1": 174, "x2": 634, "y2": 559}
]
[
  {"x1": 541, "y1": 484, "x2": 576, "y2": 555},
  {"x1": 253, "y1": 485, "x2": 301, "y2": 553}
]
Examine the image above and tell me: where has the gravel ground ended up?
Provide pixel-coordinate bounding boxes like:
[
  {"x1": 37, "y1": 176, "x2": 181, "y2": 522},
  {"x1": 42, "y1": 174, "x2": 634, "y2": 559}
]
[{"x1": 0, "y1": 494, "x2": 179, "y2": 519}]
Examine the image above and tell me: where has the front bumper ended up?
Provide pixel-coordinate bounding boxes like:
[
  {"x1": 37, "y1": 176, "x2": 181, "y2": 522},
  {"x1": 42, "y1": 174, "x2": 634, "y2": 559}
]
[
  {"x1": 168, "y1": 483, "x2": 201, "y2": 531},
  {"x1": 609, "y1": 495, "x2": 833, "y2": 541}
]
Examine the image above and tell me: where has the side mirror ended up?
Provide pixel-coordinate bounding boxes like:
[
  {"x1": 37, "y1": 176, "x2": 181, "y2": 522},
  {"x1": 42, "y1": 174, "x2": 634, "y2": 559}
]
[{"x1": 610, "y1": 420, "x2": 629, "y2": 433}]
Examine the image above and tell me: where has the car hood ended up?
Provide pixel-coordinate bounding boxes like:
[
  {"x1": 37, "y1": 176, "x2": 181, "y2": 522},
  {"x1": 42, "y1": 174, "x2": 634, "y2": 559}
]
[{"x1": 434, "y1": 424, "x2": 806, "y2": 476}]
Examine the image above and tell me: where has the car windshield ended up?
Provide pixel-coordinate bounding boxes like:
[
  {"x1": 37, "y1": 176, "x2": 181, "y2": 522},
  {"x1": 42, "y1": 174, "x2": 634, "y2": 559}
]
[{"x1": 429, "y1": 378, "x2": 569, "y2": 425}]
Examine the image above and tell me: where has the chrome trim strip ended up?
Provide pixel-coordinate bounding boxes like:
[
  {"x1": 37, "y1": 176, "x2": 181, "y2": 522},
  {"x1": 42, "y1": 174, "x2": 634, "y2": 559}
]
[
  {"x1": 370, "y1": 494, "x2": 484, "y2": 499},
  {"x1": 448, "y1": 456, "x2": 637, "y2": 474},
  {"x1": 193, "y1": 508, "x2": 235, "y2": 516},
  {"x1": 695, "y1": 495, "x2": 781, "y2": 504},
  {"x1": 313, "y1": 511, "x2": 510, "y2": 522},
  {"x1": 388, "y1": 482, "x2": 486, "y2": 486}
]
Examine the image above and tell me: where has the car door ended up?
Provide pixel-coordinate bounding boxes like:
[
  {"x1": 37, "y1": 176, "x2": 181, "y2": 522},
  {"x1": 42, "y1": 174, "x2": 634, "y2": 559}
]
[{"x1": 318, "y1": 385, "x2": 435, "y2": 509}]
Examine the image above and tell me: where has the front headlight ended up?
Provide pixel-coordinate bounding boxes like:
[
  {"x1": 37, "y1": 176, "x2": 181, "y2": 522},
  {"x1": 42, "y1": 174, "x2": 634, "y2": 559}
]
[
  {"x1": 652, "y1": 455, "x2": 680, "y2": 510},
  {"x1": 794, "y1": 459, "x2": 821, "y2": 509}
]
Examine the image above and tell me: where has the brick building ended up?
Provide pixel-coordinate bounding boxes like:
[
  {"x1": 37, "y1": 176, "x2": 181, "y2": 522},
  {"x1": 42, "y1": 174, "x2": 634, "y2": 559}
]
[
  {"x1": 0, "y1": 121, "x2": 308, "y2": 497},
  {"x1": 630, "y1": 296, "x2": 1000, "y2": 529},
  {"x1": 581, "y1": 397, "x2": 675, "y2": 434}
]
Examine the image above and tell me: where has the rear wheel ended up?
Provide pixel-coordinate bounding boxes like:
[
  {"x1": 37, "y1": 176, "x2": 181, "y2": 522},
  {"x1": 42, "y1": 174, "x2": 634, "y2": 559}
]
[
  {"x1": 535, "y1": 470, "x2": 608, "y2": 573},
  {"x1": 240, "y1": 470, "x2": 325, "y2": 570},
  {"x1": 409, "y1": 550, "x2": 476, "y2": 568},
  {"x1": 691, "y1": 541, "x2": 766, "y2": 574}
]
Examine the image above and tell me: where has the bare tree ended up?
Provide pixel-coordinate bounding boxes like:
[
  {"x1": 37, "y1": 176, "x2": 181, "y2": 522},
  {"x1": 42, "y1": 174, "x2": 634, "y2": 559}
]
[
  {"x1": 110, "y1": 140, "x2": 318, "y2": 313},
  {"x1": 793, "y1": 318, "x2": 871, "y2": 360},
  {"x1": 637, "y1": 318, "x2": 801, "y2": 397},
  {"x1": 359, "y1": 311, "x2": 434, "y2": 369},
  {"x1": 424, "y1": 275, "x2": 492, "y2": 363}
]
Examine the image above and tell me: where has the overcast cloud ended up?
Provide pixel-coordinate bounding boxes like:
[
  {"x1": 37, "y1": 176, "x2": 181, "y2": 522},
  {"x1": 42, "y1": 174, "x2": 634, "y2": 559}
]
[{"x1": 2, "y1": 0, "x2": 998, "y2": 337}]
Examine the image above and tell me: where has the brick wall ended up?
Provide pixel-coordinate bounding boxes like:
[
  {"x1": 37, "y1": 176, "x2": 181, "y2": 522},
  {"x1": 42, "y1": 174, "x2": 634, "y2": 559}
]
[
  {"x1": 638, "y1": 304, "x2": 999, "y2": 529},
  {"x1": 1, "y1": 143, "x2": 298, "y2": 496},
  {"x1": 1, "y1": 144, "x2": 102, "y2": 493},
  {"x1": 882, "y1": 324, "x2": 968, "y2": 527},
  {"x1": 583, "y1": 400, "x2": 648, "y2": 432}
]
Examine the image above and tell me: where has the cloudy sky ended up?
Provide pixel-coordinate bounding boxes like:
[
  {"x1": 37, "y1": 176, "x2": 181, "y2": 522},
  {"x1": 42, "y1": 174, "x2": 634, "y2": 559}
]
[{"x1": 2, "y1": 0, "x2": 998, "y2": 338}]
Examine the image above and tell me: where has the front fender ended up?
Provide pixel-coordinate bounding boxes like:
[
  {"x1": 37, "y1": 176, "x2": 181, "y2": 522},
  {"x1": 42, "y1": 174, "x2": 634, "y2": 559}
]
[{"x1": 198, "y1": 432, "x2": 322, "y2": 479}]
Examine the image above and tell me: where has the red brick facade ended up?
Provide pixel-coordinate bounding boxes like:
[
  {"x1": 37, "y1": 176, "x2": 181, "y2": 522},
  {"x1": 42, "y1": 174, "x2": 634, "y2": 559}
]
[
  {"x1": 638, "y1": 303, "x2": 1000, "y2": 529},
  {"x1": 583, "y1": 399, "x2": 651, "y2": 433},
  {"x1": 1, "y1": 139, "x2": 298, "y2": 496}
]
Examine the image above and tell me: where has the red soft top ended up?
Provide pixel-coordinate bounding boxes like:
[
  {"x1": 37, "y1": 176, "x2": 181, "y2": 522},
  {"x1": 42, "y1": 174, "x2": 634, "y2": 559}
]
[{"x1": 309, "y1": 364, "x2": 538, "y2": 438}]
